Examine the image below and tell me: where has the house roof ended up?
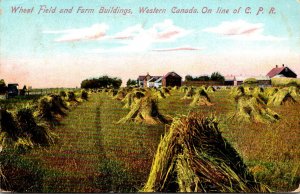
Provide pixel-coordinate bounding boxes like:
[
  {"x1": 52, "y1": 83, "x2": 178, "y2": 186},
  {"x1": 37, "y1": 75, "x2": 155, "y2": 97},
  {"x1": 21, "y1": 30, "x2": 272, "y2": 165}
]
[
  {"x1": 235, "y1": 76, "x2": 249, "y2": 82},
  {"x1": 137, "y1": 75, "x2": 146, "y2": 81},
  {"x1": 163, "y1": 71, "x2": 181, "y2": 79},
  {"x1": 224, "y1": 75, "x2": 235, "y2": 81},
  {"x1": 266, "y1": 67, "x2": 285, "y2": 78},
  {"x1": 266, "y1": 66, "x2": 297, "y2": 78},
  {"x1": 155, "y1": 77, "x2": 163, "y2": 83},
  {"x1": 148, "y1": 76, "x2": 163, "y2": 82}
]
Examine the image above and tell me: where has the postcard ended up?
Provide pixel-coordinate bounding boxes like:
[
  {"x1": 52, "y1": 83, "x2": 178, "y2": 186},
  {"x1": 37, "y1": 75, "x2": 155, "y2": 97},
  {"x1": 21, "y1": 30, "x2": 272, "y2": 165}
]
[{"x1": 0, "y1": 0, "x2": 299, "y2": 193}]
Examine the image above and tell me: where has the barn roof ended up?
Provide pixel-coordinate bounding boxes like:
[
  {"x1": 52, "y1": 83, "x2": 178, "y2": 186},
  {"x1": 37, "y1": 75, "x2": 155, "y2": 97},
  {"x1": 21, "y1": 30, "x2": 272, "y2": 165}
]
[
  {"x1": 163, "y1": 71, "x2": 181, "y2": 79},
  {"x1": 266, "y1": 67, "x2": 285, "y2": 78}
]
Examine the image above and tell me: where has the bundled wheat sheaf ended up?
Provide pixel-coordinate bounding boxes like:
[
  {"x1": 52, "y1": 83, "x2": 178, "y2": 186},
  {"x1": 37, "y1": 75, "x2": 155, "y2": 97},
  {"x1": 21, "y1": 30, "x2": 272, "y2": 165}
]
[
  {"x1": 180, "y1": 86, "x2": 188, "y2": 93},
  {"x1": 267, "y1": 89, "x2": 297, "y2": 106},
  {"x1": 231, "y1": 86, "x2": 245, "y2": 98},
  {"x1": 36, "y1": 94, "x2": 68, "y2": 121},
  {"x1": 154, "y1": 90, "x2": 166, "y2": 99},
  {"x1": 0, "y1": 90, "x2": 83, "y2": 152},
  {"x1": 161, "y1": 87, "x2": 171, "y2": 96},
  {"x1": 205, "y1": 86, "x2": 216, "y2": 93},
  {"x1": 113, "y1": 88, "x2": 128, "y2": 100},
  {"x1": 117, "y1": 94, "x2": 167, "y2": 125},
  {"x1": 121, "y1": 91, "x2": 145, "y2": 109},
  {"x1": 288, "y1": 86, "x2": 299, "y2": 98},
  {"x1": 142, "y1": 113, "x2": 270, "y2": 192},
  {"x1": 235, "y1": 95, "x2": 279, "y2": 123},
  {"x1": 190, "y1": 88, "x2": 213, "y2": 106},
  {"x1": 0, "y1": 108, "x2": 54, "y2": 151},
  {"x1": 182, "y1": 87, "x2": 195, "y2": 99}
]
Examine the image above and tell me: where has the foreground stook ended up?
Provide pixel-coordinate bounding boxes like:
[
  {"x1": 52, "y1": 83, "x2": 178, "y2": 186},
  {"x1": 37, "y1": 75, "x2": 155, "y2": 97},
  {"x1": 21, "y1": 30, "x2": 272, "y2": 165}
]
[{"x1": 142, "y1": 113, "x2": 270, "y2": 192}]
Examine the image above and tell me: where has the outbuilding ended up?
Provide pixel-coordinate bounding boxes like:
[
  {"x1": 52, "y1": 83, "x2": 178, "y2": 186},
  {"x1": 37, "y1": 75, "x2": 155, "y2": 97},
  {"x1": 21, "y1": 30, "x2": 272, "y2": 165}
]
[{"x1": 162, "y1": 72, "x2": 182, "y2": 87}]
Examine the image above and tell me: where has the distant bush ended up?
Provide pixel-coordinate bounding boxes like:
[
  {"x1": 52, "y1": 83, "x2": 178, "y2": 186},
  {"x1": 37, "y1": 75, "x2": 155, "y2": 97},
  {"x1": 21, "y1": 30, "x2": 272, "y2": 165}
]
[
  {"x1": 244, "y1": 78, "x2": 258, "y2": 85},
  {"x1": 126, "y1": 79, "x2": 137, "y2": 87}
]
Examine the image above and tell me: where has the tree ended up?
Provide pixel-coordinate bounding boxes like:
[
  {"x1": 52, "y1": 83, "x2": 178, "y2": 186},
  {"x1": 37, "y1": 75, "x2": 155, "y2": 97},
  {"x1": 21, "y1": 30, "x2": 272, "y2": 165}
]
[
  {"x1": 194, "y1": 76, "x2": 210, "y2": 81},
  {"x1": 0, "y1": 79, "x2": 5, "y2": 87},
  {"x1": 81, "y1": 76, "x2": 122, "y2": 89},
  {"x1": 185, "y1": 75, "x2": 193, "y2": 81},
  {"x1": 210, "y1": 72, "x2": 225, "y2": 83},
  {"x1": 0, "y1": 79, "x2": 7, "y2": 93},
  {"x1": 126, "y1": 79, "x2": 137, "y2": 87},
  {"x1": 185, "y1": 75, "x2": 210, "y2": 81}
]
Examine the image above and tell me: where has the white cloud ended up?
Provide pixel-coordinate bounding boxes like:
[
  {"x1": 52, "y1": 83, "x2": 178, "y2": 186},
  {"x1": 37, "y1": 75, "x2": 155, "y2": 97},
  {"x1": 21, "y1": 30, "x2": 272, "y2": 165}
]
[
  {"x1": 106, "y1": 19, "x2": 192, "y2": 52},
  {"x1": 152, "y1": 45, "x2": 204, "y2": 52},
  {"x1": 44, "y1": 23, "x2": 109, "y2": 42},
  {"x1": 111, "y1": 24, "x2": 144, "y2": 40},
  {"x1": 203, "y1": 20, "x2": 285, "y2": 41},
  {"x1": 111, "y1": 19, "x2": 191, "y2": 42},
  {"x1": 45, "y1": 20, "x2": 194, "y2": 52}
]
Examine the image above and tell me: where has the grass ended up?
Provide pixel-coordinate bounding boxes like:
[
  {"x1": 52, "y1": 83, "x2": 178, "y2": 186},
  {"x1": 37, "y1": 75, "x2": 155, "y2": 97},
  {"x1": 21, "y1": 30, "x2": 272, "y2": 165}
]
[
  {"x1": 2, "y1": 88, "x2": 299, "y2": 192},
  {"x1": 19, "y1": 93, "x2": 166, "y2": 192},
  {"x1": 0, "y1": 149, "x2": 45, "y2": 192}
]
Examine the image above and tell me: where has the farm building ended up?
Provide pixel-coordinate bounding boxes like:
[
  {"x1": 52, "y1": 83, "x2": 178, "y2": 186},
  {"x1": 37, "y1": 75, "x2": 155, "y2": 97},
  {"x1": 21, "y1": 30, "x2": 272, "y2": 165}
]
[
  {"x1": 137, "y1": 73, "x2": 163, "y2": 88},
  {"x1": 233, "y1": 76, "x2": 247, "y2": 86},
  {"x1": 254, "y1": 76, "x2": 271, "y2": 86},
  {"x1": 162, "y1": 72, "x2": 182, "y2": 87},
  {"x1": 7, "y1": 83, "x2": 19, "y2": 97},
  {"x1": 147, "y1": 76, "x2": 163, "y2": 88},
  {"x1": 137, "y1": 75, "x2": 146, "y2": 87},
  {"x1": 224, "y1": 75, "x2": 235, "y2": 86},
  {"x1": 143, "y1": 73, "x2": 152, "y2": 88},
  {"x1": 266, "y1": 64, "x2": 297, "y2": 78}
]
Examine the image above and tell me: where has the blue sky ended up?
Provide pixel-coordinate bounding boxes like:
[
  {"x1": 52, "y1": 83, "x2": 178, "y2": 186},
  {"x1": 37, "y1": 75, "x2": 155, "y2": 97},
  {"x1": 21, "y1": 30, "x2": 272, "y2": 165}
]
[{"x1": 0, "y1": 0, "x2": 300, "y2": 87}]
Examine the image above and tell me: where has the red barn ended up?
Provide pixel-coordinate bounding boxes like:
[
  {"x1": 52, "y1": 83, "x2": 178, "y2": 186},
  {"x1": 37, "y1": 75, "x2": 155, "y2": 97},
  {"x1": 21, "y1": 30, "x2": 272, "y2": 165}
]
[{"x1": 162, "y1": 72, "x2": 182, "y2": 87}]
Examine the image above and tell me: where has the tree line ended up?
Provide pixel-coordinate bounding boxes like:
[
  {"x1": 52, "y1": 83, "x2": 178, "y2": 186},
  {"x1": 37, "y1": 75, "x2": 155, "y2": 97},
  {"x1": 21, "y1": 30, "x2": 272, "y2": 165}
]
[
  {"x1": 81, "y1": 76, "x2": 122, "y2": 89},
  {"x1": 185, "y1": 72, "x2": 225, "y2": 83}
]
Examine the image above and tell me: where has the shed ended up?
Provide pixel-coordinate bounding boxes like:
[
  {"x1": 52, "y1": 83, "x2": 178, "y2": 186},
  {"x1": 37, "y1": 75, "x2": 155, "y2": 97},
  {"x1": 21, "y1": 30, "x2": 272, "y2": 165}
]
[
  {"x1": 224, "y1": 75, "x2": 235, "y2": 86},
  {"x1": 162, "y1": 72, "x2": 182, "y2": 87}
]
